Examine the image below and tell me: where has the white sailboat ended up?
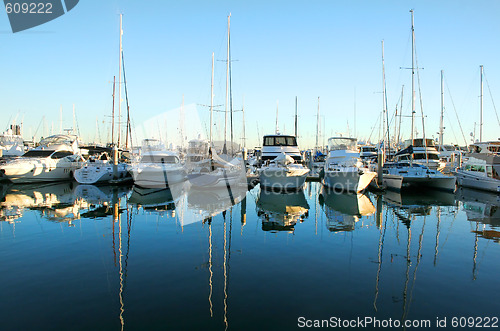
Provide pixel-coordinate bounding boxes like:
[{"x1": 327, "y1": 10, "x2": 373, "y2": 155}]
[
  {"x1": 382, "y1": 10, "x2": 455, "y2": 192},
  {"x1": 186, "y1": 50, "x2": 246, "y2": 190},
  {"x1": 74, "y1": 15, "x2": 131, "y2": 185},
  {"x1": 455, "y1": 66, "x2": 500, "y2": 192},
  {"x1": 322, "y1": 137, "x2": 376, "y2": 192}
]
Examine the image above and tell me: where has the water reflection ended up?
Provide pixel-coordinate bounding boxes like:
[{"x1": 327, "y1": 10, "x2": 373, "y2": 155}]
[
  {"x1": 256, "y1": 188, "x2": 309, "y2": 232},
  {"x1": 456, "y1": 187, "x2": 500, "y2": 228},
  {"x1": 318, "y1": 187, "x2": 375, "y2": 232},
  {"x1": 0, "y1": 182, "x2": 83, "y2": 225},
  {"x1": 128, "y1": 181, "x2": 187, "y2": 217},
  {"x1": 188, "y1": 184, "x2": 246, "y2": 222}
]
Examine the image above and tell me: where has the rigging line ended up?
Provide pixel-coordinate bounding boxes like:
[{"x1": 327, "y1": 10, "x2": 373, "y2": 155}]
[
  {"x1": 444, "y1": 76, "x2": 469, "y2": 146},
  {"x1": 413, "y1": 38, "x2": 427, "y2": 144},
  {"x1": 482, "y1": 70, "x2": 500, "y2": 128},
  {"x1": 367, "y1": 112, "x2": 381, "y2": 143},
  {"x1": 443, "y1": 110, "x2": 460, "y2": 145}
]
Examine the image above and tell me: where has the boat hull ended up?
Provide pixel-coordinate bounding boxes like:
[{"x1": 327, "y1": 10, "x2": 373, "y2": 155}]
[
  {"x1": 0, "y1": 159, "x2": 81, "y2": 183},
  {"x1": 131, "y1": 165, "x2": 187, "y2": 188},
  {"x1": 258, "y1": 168, "x2": 309, "y2": 191},
  {"x1": 322, "y1": 169, "x2": 376, "y2": 193},
  {"x1": 455, "y1": 170, "x2": 500, "y2": 193},
  {"x1": 74, "y1": 163, "x2": 130, "y2": 184}
]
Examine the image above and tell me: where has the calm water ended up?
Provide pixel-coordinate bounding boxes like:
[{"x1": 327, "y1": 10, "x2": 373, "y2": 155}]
[{"x1": 0, "y1": 181, "x2": 499, "y2": 330}]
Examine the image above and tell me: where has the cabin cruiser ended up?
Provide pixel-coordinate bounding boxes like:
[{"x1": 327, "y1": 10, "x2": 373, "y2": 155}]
[
  {"x1": 359, "y1": 145, "x2": 378, "y2": 162},
  {"x1": 129, "y1": 149, "x2": 186, "y2": 188},
  {"x1": 382, "y1": 162, "x2": 455, "y2": 192},
  {"x1": 322, "y1": 137, "x2": 376, "y2": 193},
  {"x1": 0, "y1": 134, "x2": 84, "y2": 183},
  {"x1": 258, "y1": 152, "x2": 310, "y2": 191},
  {"x1": 393, "y1": 138, "x2": 445, "y2": 171},
  {"x1": 455, "y1": 153, "x2": 500, "y2": 193}
]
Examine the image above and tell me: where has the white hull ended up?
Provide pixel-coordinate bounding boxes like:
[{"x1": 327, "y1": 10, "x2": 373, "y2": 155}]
[
  {"x1": 131, "y1": 165, "x2": 186, "y2": 188},
  {"x1": 0, "y1": 159, "x2": 81, "y2": 183},
  {"x1": 74, "y1": 163, "x2": 130, "y2": 184},
  {"x1": 258, "y1": 167, "x2": 309, "y2": 191},
  {"x1": 381, "y1": 174, "x2": 404, "y2": 191},
  {"x1": 322, "y1": 169, "x2": 376, "y2": 193},
  {"x1": 455, "y1": 170, "x2": 500, "y2": 193}
]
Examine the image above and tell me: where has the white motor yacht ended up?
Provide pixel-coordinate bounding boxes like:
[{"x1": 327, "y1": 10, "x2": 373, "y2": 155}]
[
  {"x1": 382, "y1": 162, "x2": 455, "y2": 192},
  {"x1": 455, "y1": 153, "x2": 500, "y2": 193},
  {"x1": 0, "y1": 134, "x2": 84, "y2": 183},
  {"x1": 322, "y1": 137, "x2": 376, "y2": 193},
  {"x1": 258, "y1": 152, "x2": 309, "y2": 191},
  {"x1": 130, "y1": 150, "x2": 186, "y2": 188}
]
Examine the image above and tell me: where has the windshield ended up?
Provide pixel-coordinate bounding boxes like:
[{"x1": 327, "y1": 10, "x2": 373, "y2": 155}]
[
  {"x1": 22, "y1": 150, "x2": 53, "y2": 157},
  {"x1": 328, "y1": 138, "x2": 357, "y2": 151},
  {"x1": 263, "y1": 136, "x2": 297, "y2": 147}
]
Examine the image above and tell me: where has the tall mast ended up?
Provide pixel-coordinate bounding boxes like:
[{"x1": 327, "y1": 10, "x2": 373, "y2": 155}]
[
  {"x1": 480, "y1": 65, "x2": 483, "y2": 142},
  {"x1": 439, "y1": 70, "x2": 444, "y2": 148},
  {"x1": 275, "y1": 100, "x2": 279, "y2": 134},
  {"x1": 315, "y1": 97, "x2": 320, "y2": 152},
  {"x1": 410, "y1": 9, "x2": 415, "y2": 144},
  {"x1": 381, "y1": 40, "x2": 387, "y2": 156},
  {"x1": 294, "y1": 96, "x2": 298, "y2": 137},
  {"x1": 112, "y1": 76, "x2": 116, "y2": 145},
  {"x1": 242, "y1": 96, "x2": 246, "y2": 149},
  {"x1": 223, "y1": 13, "x2": 231, "y2": 154},
  {"x1": 210, "y1": 52, "x2": 214, "y2": 145},
  {"x1": 118, "y1": 14, "x2": 123, "y2": 148}
]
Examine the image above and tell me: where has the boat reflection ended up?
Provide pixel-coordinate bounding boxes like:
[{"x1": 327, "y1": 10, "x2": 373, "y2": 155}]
[
  {"x1": 256, "y1": 189, "x2": 309, "y2": 232},
  {"x1": 318, "y1": 187, "x2": 375, "y2": 232},
  {"x1": 74, "y1": 184, "x2": 132, "y2": 205},
  {"x1": 187, "y1": 184, "x2": 246, "y2": 221},
  {"x1": 128, "y1": 181, "x2": 187, "y2": 217},
  {"x1": 456, "y1": 187, "x2": 500, "y2": 242},
  {"x1": 0, "y1": 182, "x2": 84, "y2": 225}
]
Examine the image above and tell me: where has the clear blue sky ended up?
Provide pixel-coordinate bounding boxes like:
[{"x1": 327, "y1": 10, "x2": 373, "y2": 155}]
[{"x1": 1, "y1": 0, "x2": 499, "y2": 149}]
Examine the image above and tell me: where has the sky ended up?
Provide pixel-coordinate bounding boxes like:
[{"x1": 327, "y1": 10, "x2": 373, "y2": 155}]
[{"x1": 1, "y1": 0, "x2": 499, "y2": 149}]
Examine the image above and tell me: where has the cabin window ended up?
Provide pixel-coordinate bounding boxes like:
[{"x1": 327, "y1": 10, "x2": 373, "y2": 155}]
[
  {"x1": 22, "y1": 150, "x2": 53, "y2": 157},
  {"x1": 465, "y1": 164, "x2": 485, "y2": 172},
  {"x1": 263, "y1": 136, "x2": 297, "y2": 147}
]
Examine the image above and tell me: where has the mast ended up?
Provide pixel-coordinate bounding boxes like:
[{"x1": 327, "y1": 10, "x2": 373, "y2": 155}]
[
  {"x1": 223, "y1": 13, "x2": 231, "y2": 154},
  {"x1": 381, "y1": 40, "x2": 387, "y2": 156},
  {"x1": 229, "y1": 18, "x2": 234, "y2": 156},
  {"x1": 242, "y1": 96, "x2": 246, "y2": 149},
  {"x1": 410, "y1": 9, "x2": 415, "y2": 145},
  {"x1": 294, "y1": 96, "x2": 298, "y2": 138},
  {"x1": 122, "y1": 51, "x2": 132, "y2": 150},
  {"x1": 480, "y1": 65, "x2": 483, "y2": 142},
  {"x1": 210, "y1": 52, "x2": 214, "y2": 145},
  {"x1": 315, "y1": 97, "x2": 320, "y2": 153},
  {"x1": 112, "y1": 76, "x2": 116, "y2": 145},
  {"x1": 275, "y1": 100, "x2": 279, "y2": 134},
  {"x1": 439, "y1": 70, "x2": 444, "y2": 148},
  {"x1": 118, "y1": 14, "x2": 123, "y2": 148}
]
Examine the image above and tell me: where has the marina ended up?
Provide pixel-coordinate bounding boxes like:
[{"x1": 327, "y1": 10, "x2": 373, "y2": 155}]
[{"x1": 1, "y1": 1, "x2": 500, "y2": 329}]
